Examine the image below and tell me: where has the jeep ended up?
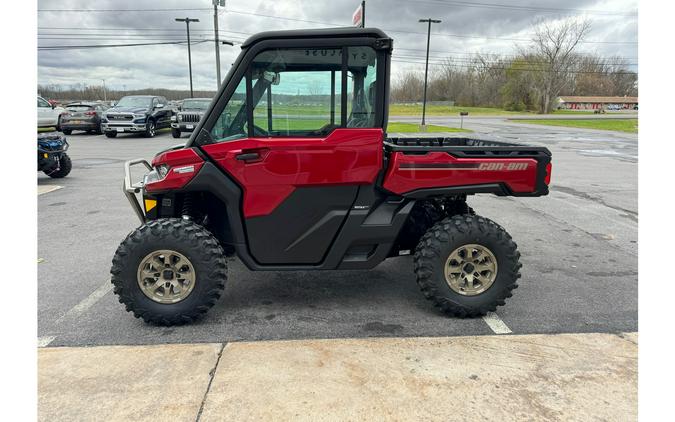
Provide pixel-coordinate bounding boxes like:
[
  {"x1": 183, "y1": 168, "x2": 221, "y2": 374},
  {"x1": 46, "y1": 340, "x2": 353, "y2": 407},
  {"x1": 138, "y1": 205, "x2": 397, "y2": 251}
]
[
  {"x1": 112, "y1": 28, "x2": 552, "y2": 325},
  {"x1": 171, "y1": 98, "x2": 211, "y2": 138}
]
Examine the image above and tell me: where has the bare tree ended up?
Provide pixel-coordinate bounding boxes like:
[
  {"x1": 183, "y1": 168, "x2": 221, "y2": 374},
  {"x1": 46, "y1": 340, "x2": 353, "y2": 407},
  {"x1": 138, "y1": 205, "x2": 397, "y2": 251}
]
[{"x1": 529, "y1": 18, "x2": 591, "y2": 113}]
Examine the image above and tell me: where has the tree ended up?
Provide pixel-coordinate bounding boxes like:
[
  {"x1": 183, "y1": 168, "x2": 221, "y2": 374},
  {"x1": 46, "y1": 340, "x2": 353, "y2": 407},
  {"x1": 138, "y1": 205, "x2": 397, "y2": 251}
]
[{"x1": 529, "y1": 18, "x2": 591, "y2": 113}]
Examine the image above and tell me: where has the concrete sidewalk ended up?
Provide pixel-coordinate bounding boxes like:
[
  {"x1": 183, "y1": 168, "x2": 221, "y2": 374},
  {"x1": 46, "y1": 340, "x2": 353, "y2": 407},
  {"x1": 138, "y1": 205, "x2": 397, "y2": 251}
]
[{"x1": 38, "y1": 332, "x2": 637, "y2": 421}]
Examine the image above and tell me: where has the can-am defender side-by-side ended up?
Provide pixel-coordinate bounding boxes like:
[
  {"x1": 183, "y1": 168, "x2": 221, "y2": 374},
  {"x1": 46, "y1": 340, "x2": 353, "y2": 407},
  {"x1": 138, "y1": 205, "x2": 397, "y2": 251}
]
[{"x1": 112, "y1": 28, "x2": 552, "y2": 325}]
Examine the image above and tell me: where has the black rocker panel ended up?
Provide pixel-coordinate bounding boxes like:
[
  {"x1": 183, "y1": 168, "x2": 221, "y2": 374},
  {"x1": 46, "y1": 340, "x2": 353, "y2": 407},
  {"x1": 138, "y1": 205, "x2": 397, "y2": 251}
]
[{"x1": 245, "y1": 186, "x2": 358, "y2": 264}]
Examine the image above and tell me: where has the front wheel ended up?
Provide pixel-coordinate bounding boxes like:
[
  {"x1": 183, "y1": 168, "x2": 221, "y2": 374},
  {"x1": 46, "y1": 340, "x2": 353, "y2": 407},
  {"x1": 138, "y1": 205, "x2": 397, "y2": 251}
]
[
  {"x1": 171, "y1": 128, "x2": 181, "y2": 138},
  {"x1": 414, "y1": 214, "x2": 521, "y2": 318},
  {"x1": 110, "y1": 219, "x2": 227, "y2": 325},
  {"x1": 46, "y1": 153, "x2": 72, "y2": 178},
  {"x1": 105, "y1": 131, "x2": 117, "y2": 138},
  {"x1": 144, "y1": 120, "x2": 156, "y2": 138},
  {"x1": 62, "y1": 129, "x2": 72, "y2": 135}
]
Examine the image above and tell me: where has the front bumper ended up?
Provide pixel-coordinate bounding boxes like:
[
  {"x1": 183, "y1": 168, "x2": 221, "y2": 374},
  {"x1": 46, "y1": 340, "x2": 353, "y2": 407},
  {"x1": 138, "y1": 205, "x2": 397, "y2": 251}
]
[
  {"x1": 102, "y1": 122, "x2": 147, "y2": 133},
  {"x1": 123, "y1": 159, "x2": 152, "y2": 224},
  {"x1": 171, "y1": 123, "x2": 197, "y2": 132}
]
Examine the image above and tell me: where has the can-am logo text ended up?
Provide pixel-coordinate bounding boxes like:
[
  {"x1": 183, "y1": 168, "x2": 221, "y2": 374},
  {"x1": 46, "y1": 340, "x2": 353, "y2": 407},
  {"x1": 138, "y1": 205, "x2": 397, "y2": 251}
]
[{"x1": 478, "y1": 162, "x2": 529, "y2": 171}]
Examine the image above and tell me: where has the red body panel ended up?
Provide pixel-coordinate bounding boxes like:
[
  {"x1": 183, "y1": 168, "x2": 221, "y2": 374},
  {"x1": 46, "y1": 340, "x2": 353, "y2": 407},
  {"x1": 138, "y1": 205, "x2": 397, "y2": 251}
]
[
  {"x1": 382, "y1": 151, "x2": 539, "y2": 195},
  {"x1": 145, "y1": 148, "x2": 204, "y2": 192},
  {"x1": 202, "y1": 128, "x2": 384, "y2": 217}
]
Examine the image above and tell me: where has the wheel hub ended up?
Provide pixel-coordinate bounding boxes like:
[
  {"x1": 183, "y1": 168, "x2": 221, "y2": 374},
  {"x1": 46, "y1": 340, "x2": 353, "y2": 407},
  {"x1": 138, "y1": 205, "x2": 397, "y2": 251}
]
[
  {"x1": 137, "y1": 250, "x2": 196, "y2": 304},
  {"x1": 444, "y1": 244, "x2": 498, "y2": 296}
]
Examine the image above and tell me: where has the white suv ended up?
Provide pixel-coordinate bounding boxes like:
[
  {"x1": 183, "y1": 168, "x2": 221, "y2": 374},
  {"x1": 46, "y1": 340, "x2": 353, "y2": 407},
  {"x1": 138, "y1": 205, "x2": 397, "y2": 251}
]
[{"x1": 38, "y1": 96, "x2": 65, "y2": 128}]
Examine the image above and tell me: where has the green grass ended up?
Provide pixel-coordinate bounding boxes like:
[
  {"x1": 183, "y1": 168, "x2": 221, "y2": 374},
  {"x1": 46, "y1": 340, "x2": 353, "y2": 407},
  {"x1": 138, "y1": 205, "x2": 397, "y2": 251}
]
[
  {"x1": 38, "y1": 127, "x2": 57, "y2": 133},
  {"x1": 515, "y1": 119, "x2": 638, "y2": 133},
  {"x1": 387, "y1": 122, "x2": 470, "y2": 133}
]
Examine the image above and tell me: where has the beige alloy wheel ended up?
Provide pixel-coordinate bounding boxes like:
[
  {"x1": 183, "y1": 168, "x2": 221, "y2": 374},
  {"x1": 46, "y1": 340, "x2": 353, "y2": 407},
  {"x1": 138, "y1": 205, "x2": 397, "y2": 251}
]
[
  {"x1": 137, "y1": 250, "x2": 196, "y2": 304},
  {"x1": 444, "y1": 244, "x2": 498, "y2": 296}
]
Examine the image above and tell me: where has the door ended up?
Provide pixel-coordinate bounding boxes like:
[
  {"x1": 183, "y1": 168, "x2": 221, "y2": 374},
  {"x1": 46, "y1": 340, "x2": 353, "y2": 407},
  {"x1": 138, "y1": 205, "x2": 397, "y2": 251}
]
[{"x1": 200, "y1": 46, "x2": 384, "y2": 265}]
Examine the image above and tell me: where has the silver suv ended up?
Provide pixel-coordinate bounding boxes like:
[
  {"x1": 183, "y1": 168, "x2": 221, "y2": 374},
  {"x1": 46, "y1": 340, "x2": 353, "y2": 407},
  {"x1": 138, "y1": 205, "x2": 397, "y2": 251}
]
[{"x1": 171, "y1": 98, "x2": 211, "y2": 138}]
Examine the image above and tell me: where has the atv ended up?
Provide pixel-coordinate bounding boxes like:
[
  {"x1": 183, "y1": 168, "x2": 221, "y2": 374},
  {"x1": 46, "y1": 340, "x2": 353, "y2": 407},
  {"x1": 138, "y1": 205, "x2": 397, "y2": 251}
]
[
  {"x1": 38, "y1": 132, "x2": 72, "y2": 178},
  {"x1": 112, "y1": 28, "x2": 552, "y2": 325}
]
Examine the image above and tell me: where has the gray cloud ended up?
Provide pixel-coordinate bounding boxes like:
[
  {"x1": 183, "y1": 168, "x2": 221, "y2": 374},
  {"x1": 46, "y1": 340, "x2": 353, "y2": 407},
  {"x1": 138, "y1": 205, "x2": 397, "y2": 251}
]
[{"x1": 38, "y1": 0, "x2": 638, "y2": 91}]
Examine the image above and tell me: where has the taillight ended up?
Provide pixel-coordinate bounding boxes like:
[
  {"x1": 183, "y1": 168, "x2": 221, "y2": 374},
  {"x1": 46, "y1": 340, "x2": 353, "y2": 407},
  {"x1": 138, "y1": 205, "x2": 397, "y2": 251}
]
[
  {"x1": 85, "y1": 111, "x2": 96, "y2": 116},
  {"x1": 544, "y1": 162, "x2": 552, "y2": 185}
]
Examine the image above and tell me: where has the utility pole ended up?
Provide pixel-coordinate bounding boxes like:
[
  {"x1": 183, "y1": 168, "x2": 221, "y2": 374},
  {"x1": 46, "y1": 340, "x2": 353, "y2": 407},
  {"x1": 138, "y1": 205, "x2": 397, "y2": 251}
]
[
  {"x1": 175, "y1": 17, "x2": 200, "y2": 98},
  {"x1": 101, "y1": 79, "x2": 106, "y2": 102},
  {"x1": 213, "y1": 0, "x2": 226, "y2": 89},
  {"x1": 418, "y1": 18, "x2": 441, "y2": 128}
]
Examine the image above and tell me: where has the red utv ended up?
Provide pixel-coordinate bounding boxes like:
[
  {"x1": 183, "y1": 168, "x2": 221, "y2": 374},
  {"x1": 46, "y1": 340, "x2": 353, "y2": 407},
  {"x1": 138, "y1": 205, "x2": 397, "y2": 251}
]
[{"x1": 112, "y1": 28, "x2": 552, "y2": 325}]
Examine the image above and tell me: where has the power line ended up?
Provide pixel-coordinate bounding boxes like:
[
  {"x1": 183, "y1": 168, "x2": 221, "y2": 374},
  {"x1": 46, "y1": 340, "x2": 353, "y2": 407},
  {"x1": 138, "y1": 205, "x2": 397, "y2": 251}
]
[
  {"x1": 37, "y1": 7, "x2": 637, "y2": 44},
  {"x1": 39, "y1": 8, "x2": 212, "y2": 13},
  {"x1": 403, "y1": 0, "x2": 637, "y2": 17},
  {"x1": 38, "y1": 40, "x2": 210, "y2": 50}
]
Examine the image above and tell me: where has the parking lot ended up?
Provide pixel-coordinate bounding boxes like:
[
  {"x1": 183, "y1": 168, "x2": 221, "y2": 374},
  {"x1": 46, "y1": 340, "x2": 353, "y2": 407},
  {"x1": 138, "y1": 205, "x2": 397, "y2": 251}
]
[{"x1": 37, "y1": 120, "x2": 638, "y2": 347}]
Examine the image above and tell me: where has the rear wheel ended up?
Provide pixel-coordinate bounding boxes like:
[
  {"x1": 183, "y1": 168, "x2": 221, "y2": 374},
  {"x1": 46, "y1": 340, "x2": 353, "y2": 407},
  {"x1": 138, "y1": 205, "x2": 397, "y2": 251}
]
[
  {"x1": 144, "y1": 120, "x2": 156, "y2": 138},
  {"x1": 105, "y1": 131, "x2": 117, "y2": 138},
  {"x1": 46, "y1": 153, "x2": 72, "y2": 178},
  {"x1": 171, "y1": 128, "x2": 181, "y2": 138},
  {"x1": 110, "y1": 219, "x2": 227, "y2": 326},
  {"x1": 414, "y1": 214, "x2": 521, "y2": 317}
]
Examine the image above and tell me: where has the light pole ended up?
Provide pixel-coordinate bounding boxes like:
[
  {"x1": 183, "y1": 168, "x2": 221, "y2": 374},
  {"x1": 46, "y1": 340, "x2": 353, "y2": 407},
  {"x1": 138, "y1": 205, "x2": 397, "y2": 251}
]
[
  {"x1": 418, "y1": 18, "x2": 441, "y2": 128},
  {"x1": 101, "y1": 79, "x2": 107, "y2": 102},
  {"x1": 213, "y1": 0, "x2": 226, "y2": 89},
  {"x1": 175, "y1": 17, "x2": 200, "y2": 98}
]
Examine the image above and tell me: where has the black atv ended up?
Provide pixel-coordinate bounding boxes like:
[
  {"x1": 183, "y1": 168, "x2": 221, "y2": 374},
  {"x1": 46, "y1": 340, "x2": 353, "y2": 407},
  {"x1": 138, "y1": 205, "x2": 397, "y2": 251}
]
[{"x1": 38, "y1": 133, "x2": 72, "y2": 178}]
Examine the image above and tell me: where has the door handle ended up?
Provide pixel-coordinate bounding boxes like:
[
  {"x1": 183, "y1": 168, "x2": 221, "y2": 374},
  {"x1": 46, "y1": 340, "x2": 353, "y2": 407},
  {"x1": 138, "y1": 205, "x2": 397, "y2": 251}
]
[{"x1": 235, "y1": 152, "x2": 260, "y2": 161}]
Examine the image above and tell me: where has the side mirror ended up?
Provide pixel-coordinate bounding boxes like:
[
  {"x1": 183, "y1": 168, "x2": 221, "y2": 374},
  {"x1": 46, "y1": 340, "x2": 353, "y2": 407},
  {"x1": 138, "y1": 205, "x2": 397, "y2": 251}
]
[
  {"x1": 156, "y1": 104, "x2": 164, "y2": 109},
  {"x1": 263, "y1": 71, "x2": 281, "y2": 86},
  {"x1": 51, "y1": 104, "x2": 56, "y2": 109}
]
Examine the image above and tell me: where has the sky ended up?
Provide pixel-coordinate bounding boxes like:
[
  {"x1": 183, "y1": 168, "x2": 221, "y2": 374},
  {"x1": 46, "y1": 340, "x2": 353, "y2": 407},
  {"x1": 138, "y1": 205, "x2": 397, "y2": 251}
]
[{"x1": 37, "y1": 0, "x2": 638, "y2": 92}]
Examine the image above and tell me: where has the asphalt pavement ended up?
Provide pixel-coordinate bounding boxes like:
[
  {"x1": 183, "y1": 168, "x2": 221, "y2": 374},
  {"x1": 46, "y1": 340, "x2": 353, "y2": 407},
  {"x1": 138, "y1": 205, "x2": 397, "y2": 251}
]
[{"x1": 37, "y1": 119, "x2": 638, "y2": 347}]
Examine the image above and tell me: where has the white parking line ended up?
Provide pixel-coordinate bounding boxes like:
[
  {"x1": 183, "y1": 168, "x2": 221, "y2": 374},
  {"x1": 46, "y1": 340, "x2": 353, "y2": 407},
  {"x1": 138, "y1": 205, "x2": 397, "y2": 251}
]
[
  {"x1": 38, "y1": 185, "x2": 63, "y2": 195},
  {"x1": 482, "y1": 312, "x2": 512, "y2": 334},
  {"x1": 56, "y1": 280, "x2": 113, "y2": 324},
  {"x1": 38, "y1": 336, "x2": 56, "y2": 348}
]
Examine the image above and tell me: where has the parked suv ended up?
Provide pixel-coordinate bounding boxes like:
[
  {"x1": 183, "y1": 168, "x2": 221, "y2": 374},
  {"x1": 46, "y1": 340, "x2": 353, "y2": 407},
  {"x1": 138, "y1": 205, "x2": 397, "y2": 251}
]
[
  {"x1": 101, "y1": 95, "x2": 172, "y2": 138},
  {"x1": 37, "y1": 96, "x2": 65, "y2": 129},
  {"x1": 60, "y1": 102, "x2": 109, "y2": 135},
  {"x1": 171, "y1": 98, "x2": 211, "y2": 138}
]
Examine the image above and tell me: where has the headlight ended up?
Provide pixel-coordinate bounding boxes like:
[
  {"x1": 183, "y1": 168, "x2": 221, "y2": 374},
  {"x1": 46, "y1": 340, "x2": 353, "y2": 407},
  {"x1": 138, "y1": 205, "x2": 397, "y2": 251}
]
[
  {"x1": 156, "y1": 164, "x2": 170, "y2": 179},
  {"x1": 171, "y1": 115, "x2": 177, "y2": 122},
  {"x1": 143, "y1": 164, "x2": 170, "y2": 185},
  {"x1": 177, "y1": 114, "x2": 183, "y2": 122}
]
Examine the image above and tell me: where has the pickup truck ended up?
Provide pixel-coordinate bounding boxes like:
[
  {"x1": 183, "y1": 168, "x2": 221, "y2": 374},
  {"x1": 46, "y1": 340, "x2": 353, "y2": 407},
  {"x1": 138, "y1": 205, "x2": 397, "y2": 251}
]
[
  {"x1": 101, "y1": 95, "x2": 172, "y2": 138},
  {"x1": 111, "y1": 27, "x2": 551, "y2": 326}
]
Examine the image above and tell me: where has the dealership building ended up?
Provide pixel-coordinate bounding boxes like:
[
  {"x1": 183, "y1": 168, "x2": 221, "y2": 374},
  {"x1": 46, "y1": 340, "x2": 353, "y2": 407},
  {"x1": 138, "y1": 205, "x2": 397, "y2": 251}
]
[{"x1": 557, "y1": 96, "x2": 638, "y2": 110}]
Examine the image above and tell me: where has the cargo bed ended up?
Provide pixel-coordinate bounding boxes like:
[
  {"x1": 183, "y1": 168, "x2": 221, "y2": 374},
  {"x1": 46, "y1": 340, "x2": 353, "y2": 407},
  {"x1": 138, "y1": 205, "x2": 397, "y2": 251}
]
[{"x1": 382, "y1": 135, "x2": 552, "y2": 198}]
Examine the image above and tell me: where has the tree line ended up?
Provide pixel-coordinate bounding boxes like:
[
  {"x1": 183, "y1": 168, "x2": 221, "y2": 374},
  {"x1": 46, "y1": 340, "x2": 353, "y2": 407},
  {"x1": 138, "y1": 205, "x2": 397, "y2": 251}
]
[
  {"x1": 37, "y1": 85, "x2": 217, "y2": 103},
  {"x1": 391, "y1": 19, "x2": 637, "y2": 113}
]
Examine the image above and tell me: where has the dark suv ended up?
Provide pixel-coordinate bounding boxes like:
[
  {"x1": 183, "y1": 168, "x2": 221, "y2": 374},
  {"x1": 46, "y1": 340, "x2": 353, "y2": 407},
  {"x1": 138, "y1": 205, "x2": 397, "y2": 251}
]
[{"x1": 102, "y1": 95, "x2": 172, "y2": 138}]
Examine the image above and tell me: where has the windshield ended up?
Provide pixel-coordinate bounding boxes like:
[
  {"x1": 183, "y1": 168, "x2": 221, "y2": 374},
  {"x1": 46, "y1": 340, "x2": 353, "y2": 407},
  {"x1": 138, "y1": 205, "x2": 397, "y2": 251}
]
[
  {"x1": 182, "y1": 99, "x2": 210, "y2": 110},
  {"x1": 115, "y1": 96, "x2": 152, "y2": 108}
]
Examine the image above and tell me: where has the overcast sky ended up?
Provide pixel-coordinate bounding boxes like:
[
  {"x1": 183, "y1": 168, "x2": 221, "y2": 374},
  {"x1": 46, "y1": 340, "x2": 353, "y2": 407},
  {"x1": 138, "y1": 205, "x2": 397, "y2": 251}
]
[{"x1": 37, "y1": 0, "x2": 638, "y2": 91}]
